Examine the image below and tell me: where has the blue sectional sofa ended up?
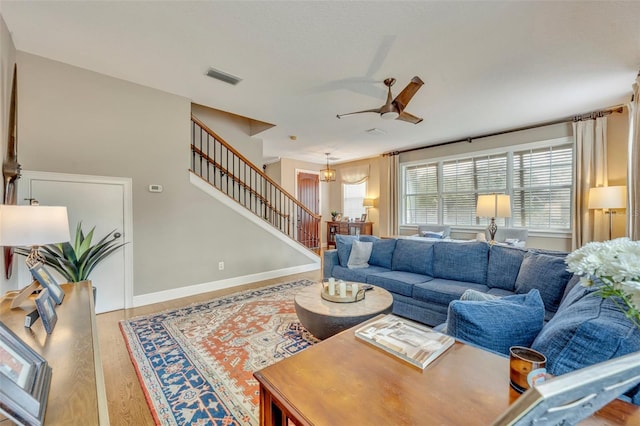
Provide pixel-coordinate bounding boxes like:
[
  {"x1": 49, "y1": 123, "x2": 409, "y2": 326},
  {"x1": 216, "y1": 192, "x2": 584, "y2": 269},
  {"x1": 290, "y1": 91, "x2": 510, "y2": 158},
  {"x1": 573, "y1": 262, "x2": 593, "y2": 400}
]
[
  {"x1": 323, "y1": 235, "x2": 571, "y2": 326},
  {"x1": 323, "y1": 235, "x2": 640, "y2": 404}
]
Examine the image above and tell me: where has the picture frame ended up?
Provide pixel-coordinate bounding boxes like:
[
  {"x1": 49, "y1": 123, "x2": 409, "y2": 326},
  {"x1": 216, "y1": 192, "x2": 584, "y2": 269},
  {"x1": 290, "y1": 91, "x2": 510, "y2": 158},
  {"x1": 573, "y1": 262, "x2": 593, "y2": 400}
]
[
  {"x1": 0, "y1": 322, "x2": 52, "y2": 425},
  {"x1": 492, "y1": 351, "x2": 640, "y2": 425},
  {"x1": 335, "y1": 214, "x2": 342, "y2": 221},
  {"x1": 360, "y1": 213, "x2": 367, "y2": 222},
  {"x1": 29, "y1": 263, "x2": 64, "y2": 305},
  {"x1": 9, "y1": 280, "x2": 40, "y2": 309},
  {"x1": 34, "y1": 289, "x2": 57, "y2": 335}
]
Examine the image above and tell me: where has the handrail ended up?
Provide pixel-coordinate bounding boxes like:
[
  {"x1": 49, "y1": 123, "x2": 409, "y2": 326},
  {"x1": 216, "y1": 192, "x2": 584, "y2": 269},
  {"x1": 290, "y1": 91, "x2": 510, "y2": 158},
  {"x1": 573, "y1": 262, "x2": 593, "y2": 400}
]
[
  {"x1": 190, "y1": 115, "x2": 322, "y2": 253},
  {"x1": 191, "y1": 115, "x2": 320, "y2": 220}
]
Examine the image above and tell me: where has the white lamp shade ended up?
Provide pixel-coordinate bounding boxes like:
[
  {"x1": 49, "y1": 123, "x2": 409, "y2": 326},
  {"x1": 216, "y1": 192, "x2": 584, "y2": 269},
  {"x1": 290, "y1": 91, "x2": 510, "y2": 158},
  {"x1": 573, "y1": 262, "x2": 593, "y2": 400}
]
[
  {"x1": 588, "y1": 186, "x2": 627, "y2": 209},
  {"x1": 363, "y1": 198, "x2": 375, "y2": 208},
  {"x1": 0, "y1": 205, "x2": 70, "y2": 246},
  {"x1": 476, "y1": 194, "x2": 512, "y2": 218}
]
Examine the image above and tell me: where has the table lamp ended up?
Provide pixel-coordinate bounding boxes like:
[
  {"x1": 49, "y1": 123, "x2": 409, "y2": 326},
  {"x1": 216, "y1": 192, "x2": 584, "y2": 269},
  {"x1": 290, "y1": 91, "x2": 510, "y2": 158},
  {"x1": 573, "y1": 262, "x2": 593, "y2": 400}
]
[
  {"x1": 476, "y1": 194, "x2": 511, "y2": 244},
  {"x1": 588, "y1": 185, "x2": 627, "y2": 240},
  {"x1": 0, "y1": 205, "x2": 70, "y2": 269}
]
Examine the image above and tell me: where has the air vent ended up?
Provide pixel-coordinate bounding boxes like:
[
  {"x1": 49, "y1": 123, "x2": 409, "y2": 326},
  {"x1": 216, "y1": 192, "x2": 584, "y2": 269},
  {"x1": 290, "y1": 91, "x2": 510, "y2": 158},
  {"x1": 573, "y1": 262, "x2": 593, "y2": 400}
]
[{"x1": 206, "y1": 67, "x2": 242, "y2": 86}]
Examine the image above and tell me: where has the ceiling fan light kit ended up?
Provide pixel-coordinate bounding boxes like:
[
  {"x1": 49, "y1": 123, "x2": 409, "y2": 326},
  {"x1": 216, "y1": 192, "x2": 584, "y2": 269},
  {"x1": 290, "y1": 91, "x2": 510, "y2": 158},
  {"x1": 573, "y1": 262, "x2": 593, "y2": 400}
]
[{"x1": 336, "y1": 76, "x2": 424, "y2": 124}]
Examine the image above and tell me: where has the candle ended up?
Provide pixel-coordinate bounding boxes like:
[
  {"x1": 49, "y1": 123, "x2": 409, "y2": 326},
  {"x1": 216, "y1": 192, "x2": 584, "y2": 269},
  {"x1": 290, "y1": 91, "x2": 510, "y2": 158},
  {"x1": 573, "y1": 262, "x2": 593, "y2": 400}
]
[
  {"x1": 328, "y1": 279, "x2": 335, "y2": 296},
  {"x1": 339, "y1": 281, "x2": 346, "y2": 298},
  {"x1": 352, "y1": 283, "x2": 359, "y2": 296}
]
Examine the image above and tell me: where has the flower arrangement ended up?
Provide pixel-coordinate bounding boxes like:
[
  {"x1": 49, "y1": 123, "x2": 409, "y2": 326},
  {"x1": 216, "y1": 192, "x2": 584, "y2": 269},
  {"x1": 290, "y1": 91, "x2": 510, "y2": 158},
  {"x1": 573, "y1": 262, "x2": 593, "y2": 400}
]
[{"x1": 565, "y1": 238, "x2": 640, "y2": 329}]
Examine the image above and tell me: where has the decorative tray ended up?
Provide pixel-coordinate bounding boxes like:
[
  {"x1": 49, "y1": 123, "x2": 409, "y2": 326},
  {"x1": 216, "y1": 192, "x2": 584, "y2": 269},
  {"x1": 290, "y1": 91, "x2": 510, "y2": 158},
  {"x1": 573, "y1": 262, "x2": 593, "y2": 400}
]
[{"x1": 320, "y1": 281, "x2": 365, "y2": 303}]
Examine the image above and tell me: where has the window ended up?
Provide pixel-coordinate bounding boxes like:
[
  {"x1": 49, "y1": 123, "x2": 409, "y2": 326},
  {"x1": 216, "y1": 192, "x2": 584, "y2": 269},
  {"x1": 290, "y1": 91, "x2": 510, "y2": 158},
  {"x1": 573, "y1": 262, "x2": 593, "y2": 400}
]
[
  {"x1": 512, "y1": 145, "x2": 573, "y2": 230},
  {"x1": 343, "y1": 181, "x2": 367, "y2": 220},
  {"x1": 401, "y1": 141, "x2": 573, "y2": 232}
]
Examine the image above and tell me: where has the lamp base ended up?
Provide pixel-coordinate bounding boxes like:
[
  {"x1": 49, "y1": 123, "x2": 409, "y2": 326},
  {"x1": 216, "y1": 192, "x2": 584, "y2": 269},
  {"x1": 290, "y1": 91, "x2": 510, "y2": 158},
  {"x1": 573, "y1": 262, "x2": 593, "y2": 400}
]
[
  {"x1": 25, "y1": 246, "x2": 45, "y2": 269},
  {"x1": 487, "y1": 218, "x2": 498, "y2": 245}
]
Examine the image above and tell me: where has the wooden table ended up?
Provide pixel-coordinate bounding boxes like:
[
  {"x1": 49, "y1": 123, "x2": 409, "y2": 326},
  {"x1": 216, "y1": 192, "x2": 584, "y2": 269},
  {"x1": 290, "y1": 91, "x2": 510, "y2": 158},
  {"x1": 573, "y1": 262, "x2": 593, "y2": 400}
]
[
  {"x1": 0, "y1": 282, "x2": 109, "y2": 425},
  {"x1": 293, "y1": 283, "x2": 393, "y2": 339},
  {"x1": 254, "y1": 320, "x2": 640, "y2": 426}
]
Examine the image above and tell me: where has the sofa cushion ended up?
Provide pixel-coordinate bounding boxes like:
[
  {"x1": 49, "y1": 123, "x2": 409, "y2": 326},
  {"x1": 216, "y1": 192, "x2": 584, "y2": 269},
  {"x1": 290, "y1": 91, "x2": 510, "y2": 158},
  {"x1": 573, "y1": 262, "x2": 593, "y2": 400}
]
[
  {"x1": 532, "y1": 283, "x2": 640, "y2": 377},
  {"x1": 413, "y1": 278, "x2": 489, "y2": 307},
  {"x1": 514, "y1": 252, "x2": 572, "y2": 313},
  {"x1": 359, "y1": 236, "x2": 397, "y2": 269},
  {"x1": 487, "y1": 245, "x2": 526, "y2": 290},
  {"x1": 347, "y1": 240, "x2": 373, "y2": 269},
  {"x1": 446, "y1": 290, "x2": 545, "y2": 356},
  {"x1": 432, "y1": 241, "x2": 490, "y2": 285},
  {"x1": 336, "y1": 234, "x2": 359, "y2": 267},
  {"x1": 391, "y1": 239, "x2": 436, "y2": 276},
  {"x1": 366, "y1": 271, "x2": 433, "y2": 297},
  {"x1": 331, "y1": 265, "x2": 390, "y2": 283}
]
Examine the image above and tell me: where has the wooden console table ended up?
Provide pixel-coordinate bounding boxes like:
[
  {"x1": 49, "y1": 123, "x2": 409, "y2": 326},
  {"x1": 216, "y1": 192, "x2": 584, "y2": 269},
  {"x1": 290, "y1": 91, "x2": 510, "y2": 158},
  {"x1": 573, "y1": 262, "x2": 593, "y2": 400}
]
[
  {"x1": 0, "y1": 281, "x2": 109, "y2": 425},
  {"x1": 326, "y1": 221, "x2": 373, "y2": 249},
  {"x1": 254, "y1": 323, "x2": 640, "y2": 425}
]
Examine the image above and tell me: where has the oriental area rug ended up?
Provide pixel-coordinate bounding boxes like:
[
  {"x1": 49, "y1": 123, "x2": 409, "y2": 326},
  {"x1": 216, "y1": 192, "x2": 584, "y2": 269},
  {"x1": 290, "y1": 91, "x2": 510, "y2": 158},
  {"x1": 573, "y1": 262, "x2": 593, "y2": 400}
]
[{"x1": 119, "y1": 279, "x2": 319, "y2": 426}]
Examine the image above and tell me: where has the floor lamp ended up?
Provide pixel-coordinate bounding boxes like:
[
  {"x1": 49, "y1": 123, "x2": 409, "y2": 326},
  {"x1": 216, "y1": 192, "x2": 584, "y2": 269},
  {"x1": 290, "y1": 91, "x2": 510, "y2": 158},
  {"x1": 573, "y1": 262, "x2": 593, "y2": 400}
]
[
  {"x1": 588, "y1": 186, "x2": 627, "y2": 240},
  {"x1": 476, "y1": 194, "x2": 512, "y2": 244}
]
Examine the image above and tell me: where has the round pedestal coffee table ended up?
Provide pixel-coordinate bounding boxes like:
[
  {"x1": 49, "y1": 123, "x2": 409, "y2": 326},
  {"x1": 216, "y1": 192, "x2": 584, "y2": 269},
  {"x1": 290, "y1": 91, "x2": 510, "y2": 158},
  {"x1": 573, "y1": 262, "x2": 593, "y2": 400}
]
[{"x1": 294, "y1": 282, "x2": 393, "y2": 340}]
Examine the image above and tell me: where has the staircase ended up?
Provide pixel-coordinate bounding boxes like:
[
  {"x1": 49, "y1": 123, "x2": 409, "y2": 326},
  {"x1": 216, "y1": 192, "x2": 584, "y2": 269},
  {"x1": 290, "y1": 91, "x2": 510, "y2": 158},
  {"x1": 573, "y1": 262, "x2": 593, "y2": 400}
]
[{"x1": 190, "y1": 115, "x2": 322, "y2": 254}]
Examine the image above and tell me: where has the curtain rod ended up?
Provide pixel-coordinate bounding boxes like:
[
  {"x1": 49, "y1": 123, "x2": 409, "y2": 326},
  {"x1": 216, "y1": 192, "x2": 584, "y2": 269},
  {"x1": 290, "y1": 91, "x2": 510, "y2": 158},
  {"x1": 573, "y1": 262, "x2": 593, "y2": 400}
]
[{"x1": 383, "y1": 105, "x2": 625, "y2": 157}]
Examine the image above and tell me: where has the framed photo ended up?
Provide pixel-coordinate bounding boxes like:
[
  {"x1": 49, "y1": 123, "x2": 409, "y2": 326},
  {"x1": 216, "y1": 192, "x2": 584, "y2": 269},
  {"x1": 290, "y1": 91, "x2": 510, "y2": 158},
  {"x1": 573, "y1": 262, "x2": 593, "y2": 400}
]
[
  {"x1": 29, "y1": 263, "x2": 64, "y2": 305},
  {"x1": 34, "y1": 289, "x2": 58, "y2": 335},
  {"x1": 360, "y1": 213, "x2": 367, "y2": 222},
  {"x1": 335, "y1": 214, "x2": 342, "y2": 221},
  {"x1": 0, "y1": 322, "x2": 52, "y2": 425},
  {"x1": 492, "y1": 351, "x2": 640, "y2": 425}
]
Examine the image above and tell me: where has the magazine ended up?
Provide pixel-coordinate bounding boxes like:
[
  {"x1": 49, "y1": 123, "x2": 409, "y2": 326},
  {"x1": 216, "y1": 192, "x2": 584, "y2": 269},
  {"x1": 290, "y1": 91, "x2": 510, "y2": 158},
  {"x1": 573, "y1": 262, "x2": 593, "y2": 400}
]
[{"x1": 355, "y1": 314, "x2": 454, "y2": 369}]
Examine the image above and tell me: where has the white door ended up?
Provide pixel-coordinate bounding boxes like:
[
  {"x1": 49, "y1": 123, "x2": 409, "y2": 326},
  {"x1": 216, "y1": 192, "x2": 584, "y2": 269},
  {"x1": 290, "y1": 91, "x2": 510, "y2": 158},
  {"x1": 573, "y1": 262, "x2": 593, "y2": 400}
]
[{"x1": 17, "y1": 171, "x2": 133, "y2": 313}]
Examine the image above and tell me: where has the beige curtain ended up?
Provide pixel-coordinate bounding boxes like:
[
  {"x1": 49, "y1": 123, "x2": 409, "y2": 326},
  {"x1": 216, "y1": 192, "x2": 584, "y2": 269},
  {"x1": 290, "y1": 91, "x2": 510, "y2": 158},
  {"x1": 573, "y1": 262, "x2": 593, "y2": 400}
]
[
  {"x1": 572, "y1": 116, "x2": 608, "y2": 249},
  {"x1": 628, "y1": 72, "x2": 640, "y2": 240},
  {"x1": 387, "y1": 154, "x2": 399, "y2": 236}
]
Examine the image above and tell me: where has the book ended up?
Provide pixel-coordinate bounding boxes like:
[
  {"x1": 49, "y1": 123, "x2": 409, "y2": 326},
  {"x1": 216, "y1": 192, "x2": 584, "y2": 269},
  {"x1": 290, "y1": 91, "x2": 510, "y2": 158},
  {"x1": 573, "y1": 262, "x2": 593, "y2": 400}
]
[{"x1": 355, "y1": 314, "x2": 454, "y2": 369}]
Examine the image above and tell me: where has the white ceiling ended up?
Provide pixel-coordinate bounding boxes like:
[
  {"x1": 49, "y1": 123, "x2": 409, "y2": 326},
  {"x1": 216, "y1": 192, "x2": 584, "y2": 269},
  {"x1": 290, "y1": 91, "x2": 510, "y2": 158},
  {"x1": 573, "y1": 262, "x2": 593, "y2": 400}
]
[{"x1": 2, "y1": 1, "x2": 639, "y2": 165}]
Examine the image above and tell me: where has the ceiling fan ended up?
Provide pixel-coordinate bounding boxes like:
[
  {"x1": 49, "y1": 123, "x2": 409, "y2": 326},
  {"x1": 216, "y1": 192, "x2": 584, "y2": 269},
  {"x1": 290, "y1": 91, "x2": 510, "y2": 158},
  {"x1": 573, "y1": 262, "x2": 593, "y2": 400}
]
[{"x1": 336, "y1": 76, "x2": 425, "y2": 124}]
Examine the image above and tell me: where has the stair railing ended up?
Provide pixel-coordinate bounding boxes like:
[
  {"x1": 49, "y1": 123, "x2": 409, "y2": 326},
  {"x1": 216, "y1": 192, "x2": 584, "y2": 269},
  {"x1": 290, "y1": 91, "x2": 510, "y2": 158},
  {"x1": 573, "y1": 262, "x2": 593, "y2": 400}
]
[{"x1": 190, "y1": 115, "x2": 321, "y2": 253}]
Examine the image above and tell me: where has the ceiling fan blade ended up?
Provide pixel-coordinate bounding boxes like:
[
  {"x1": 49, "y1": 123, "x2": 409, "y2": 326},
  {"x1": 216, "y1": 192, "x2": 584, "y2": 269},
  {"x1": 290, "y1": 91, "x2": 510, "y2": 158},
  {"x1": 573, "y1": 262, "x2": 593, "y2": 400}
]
[
  {"x1": 396, "y1": 110, "x2": 423, "y2": 124},
  {"x1": 336, "y1": 107, "x2": 382, "y2": 119},
  {"x1": 393, "y1": 76, "x2": 424, "y2": 112}
]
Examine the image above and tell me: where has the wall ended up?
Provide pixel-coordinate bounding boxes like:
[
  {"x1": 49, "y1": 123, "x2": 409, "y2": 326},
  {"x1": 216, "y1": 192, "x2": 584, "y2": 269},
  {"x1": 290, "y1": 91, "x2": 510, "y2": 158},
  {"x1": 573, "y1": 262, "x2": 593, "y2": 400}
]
[
  {"x1": 15, "y1": 52, "x2": 314, "y2": 298},
  {"x1": 0, "y1": 14, "x2": 16, "y2": 290}
]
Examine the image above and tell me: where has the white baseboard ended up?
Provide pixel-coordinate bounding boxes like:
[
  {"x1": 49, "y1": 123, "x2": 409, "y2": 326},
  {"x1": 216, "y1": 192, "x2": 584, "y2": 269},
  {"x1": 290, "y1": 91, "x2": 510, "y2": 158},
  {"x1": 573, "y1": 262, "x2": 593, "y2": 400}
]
[{"x1": 132, "y1": 263, "x2": 320, "y2": 307}]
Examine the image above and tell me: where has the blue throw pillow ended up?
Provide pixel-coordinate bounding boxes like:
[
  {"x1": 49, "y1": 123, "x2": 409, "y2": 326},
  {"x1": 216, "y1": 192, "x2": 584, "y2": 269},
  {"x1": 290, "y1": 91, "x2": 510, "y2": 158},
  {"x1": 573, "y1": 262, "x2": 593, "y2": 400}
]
[
  {"x1": 359, "y1": 236, "x2": 397, "y2": 269},
  {"x1": 446, "y1": 290, "x2": 545, "y2": 356},
  {"x1": 336, "y1": 234, "x2": 359, "y2": 267},
  {"x1": 532, "y1": 284, "x2": 640, "y2": 377},
  {"x1": 514, "y1": 252, "x2": 572, "y2": 313},
  {"x1": 422, "y1": 231, "x2": 445, "y2": 239}
]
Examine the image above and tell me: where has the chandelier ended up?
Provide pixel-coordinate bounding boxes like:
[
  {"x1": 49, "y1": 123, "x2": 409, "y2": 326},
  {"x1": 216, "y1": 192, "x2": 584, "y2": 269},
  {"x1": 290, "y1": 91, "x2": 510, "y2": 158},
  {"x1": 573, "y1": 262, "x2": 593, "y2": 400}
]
[{"x1": 320, "y1": 153, "x2": 336, "y2": 182}]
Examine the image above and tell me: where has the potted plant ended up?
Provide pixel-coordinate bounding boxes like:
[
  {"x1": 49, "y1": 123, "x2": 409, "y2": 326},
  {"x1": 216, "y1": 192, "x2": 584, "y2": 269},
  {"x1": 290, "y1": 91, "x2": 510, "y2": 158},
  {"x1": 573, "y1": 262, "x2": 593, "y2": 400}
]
[
  {"x1": 331, "y1": 211, "x2": 339, "y2": 221},
  {"x1": 15, "y1": 222, "x2": 126, "y2": 292}
]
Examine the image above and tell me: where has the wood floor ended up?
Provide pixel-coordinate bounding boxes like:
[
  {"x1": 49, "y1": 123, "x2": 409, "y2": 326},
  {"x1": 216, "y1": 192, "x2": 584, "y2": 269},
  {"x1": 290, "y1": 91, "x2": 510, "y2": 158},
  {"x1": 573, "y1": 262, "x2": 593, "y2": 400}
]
[{"x1": 96, "y1": 270, "x2": 321, "y2": 426}]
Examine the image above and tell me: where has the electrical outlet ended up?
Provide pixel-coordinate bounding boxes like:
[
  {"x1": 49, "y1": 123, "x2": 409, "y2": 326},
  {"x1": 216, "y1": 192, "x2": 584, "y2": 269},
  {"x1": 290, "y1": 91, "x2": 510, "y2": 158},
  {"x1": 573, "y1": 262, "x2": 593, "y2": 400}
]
[{"x1": 218, "y1": 261, "x2": 224, "y2": 270}]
